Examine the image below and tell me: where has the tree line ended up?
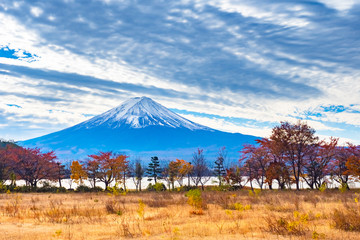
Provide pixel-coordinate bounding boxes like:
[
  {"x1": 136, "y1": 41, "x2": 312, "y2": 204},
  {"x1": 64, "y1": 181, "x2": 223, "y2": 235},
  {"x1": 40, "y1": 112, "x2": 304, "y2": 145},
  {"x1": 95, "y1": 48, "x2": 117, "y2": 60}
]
[{"x1": 0, "y1": 121, "x2": 360, "y2": 191}]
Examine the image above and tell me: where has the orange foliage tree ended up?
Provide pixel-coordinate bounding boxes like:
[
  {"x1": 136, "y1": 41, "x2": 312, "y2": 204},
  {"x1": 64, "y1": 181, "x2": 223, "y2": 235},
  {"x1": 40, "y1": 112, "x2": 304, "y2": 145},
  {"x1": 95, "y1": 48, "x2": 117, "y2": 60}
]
[
  {"x1": 163, "y1": 160, "x2": 180, "y2": 190},
  {"x1": 114, "y1": 154, "x2": 130, "y2": 191},
  {"x1": 163, "y1": 158, "x2": 193, "y2": 190},
  {"x1": 88, "y1": 151, "x2": 129, "y2": 190},
  {"x1": 70, "y1": 160, "x2": 87, "y2": 185},
  {"x1": 177, "y1": 159, "x2": 193, "y2": 187}
]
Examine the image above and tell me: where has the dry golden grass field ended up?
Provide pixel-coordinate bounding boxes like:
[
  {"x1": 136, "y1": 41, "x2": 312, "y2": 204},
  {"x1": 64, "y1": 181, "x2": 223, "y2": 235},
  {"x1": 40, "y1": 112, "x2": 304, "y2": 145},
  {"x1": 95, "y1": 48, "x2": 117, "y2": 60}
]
[{"x1": 0, "y1": 189, "x2": 360, "y2": 240}]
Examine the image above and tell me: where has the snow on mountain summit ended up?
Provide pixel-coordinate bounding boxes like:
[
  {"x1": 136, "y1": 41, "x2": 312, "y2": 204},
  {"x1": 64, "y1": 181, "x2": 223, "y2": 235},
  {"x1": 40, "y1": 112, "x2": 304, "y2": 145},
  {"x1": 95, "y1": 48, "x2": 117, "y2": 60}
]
[
  {"x1": 77, "y1": 97, "x2": 210, "y2": 130},
  {"x1": 21, "y1": 96, "x2": 258, "y2": 162}
]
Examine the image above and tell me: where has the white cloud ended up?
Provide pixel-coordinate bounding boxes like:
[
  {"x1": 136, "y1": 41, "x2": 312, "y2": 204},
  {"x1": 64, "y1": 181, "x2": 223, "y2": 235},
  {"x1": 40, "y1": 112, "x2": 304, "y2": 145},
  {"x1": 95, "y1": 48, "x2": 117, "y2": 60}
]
[
  {"x1": 48, "y1": 15, "x2": 56, "y2": 21},
  {"x1": 317, "y1": 134, "x2": 360, "y2": 146},
  {"x1": 0, "y1": 1, "x2": 360, "y2": 145},
  {"x1": 179, "y1": 113, "x2": 272, "y2": 138},
  {"x1": 317, "y1": 0, "x2": 360, "y2": 11},
  {"x1": 0, "y1": 11, "x2": 195, "y2": 97},
  {"x1": 321, "y1": 111, "x2": 360, "y2": 127},
  {"x1": 30, "y1": 6, "x2": 43, "y2": 17},
  {"x1": 196, "y1": 0, "x2": 310, "y2": 28}
]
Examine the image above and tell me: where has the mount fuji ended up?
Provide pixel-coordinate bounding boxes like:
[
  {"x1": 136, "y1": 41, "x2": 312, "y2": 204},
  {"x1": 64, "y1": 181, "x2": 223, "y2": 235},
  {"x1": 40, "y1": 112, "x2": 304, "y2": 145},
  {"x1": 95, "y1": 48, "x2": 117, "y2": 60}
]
[{"x1": 20, "y1": 97, "x2": 258, "y2": 162}]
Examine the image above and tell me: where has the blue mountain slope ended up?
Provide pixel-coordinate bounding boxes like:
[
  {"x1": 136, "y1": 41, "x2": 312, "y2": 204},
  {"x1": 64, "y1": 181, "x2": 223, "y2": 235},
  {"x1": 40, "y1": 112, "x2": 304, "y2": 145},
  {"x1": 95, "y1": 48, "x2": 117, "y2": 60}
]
[{"x1": 20, "y1": 97, "x2": 258, "y2": 162}]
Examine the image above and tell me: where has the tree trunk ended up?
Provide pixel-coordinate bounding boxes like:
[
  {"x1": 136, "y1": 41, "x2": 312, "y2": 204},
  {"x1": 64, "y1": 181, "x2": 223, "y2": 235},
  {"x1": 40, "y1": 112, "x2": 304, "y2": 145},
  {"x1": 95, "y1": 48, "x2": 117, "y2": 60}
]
[
  {"x1": 123, "y1": 174, "x2": 127, "y2": 191},
  {"x1": 296, "y1": 180, "x2": 300, "y2": 190},
  {"x1": 250, "y1": 179, "x2": 254, "y2": 192}
]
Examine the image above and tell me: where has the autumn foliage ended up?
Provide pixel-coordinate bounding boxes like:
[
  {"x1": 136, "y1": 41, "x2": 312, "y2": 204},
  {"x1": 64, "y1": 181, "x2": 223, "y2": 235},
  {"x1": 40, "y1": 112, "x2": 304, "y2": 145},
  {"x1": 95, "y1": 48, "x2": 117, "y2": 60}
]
[
  {"x1": 238, "y1": 121, "x2": 360, "y2": 190},
  {"x1": 0, "y1": 145, "x2": 61, "y2": 188},
  {"x1": 1, "y1": 120, "x2": 360, "y2": 191},
  {"x1": 87, "y1": 151, "x2": 129, "y2": 190}
]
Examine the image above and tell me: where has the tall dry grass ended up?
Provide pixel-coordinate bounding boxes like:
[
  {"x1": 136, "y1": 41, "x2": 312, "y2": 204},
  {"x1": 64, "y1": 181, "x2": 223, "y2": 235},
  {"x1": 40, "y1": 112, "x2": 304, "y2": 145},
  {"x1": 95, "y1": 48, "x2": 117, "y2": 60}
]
[{"x1": 0, "y1": 189, "x2": 359, "y2": 239}]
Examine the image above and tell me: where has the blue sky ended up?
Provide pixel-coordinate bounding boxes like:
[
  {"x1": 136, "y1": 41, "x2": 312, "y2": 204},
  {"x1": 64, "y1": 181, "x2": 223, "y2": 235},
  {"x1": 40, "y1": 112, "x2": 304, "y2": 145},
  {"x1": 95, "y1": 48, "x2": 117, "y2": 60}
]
[{"x1": 1, "y1": 0, "x2": 360, "y2": 144}]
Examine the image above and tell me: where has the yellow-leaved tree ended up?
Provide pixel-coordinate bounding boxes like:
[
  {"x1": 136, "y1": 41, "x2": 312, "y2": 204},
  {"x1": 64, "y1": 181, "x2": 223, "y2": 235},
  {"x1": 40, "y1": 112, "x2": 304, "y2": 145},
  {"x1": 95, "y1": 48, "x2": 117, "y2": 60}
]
[{"x1": 70, "y1": 160, "x2": 87, "y2": 185}]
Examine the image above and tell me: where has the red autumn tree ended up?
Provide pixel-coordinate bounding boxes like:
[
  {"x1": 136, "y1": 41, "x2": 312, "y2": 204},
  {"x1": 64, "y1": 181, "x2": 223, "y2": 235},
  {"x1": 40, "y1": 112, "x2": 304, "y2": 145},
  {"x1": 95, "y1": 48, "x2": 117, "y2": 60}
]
[
  {"x1": 265, "y1": 161, "x2": 290, "y2": 190},
  {"x1": 190, "y1": 148, "x2": 211, "y2": 190},
  {"x1": 346, "y1": 156, "x2": 360, "y2": 180},
  {"x1": 88, "y1": 151, "x2": 115, "y2": 189},
  {"x1": 114, "y1": 154, "x2": 129, "y2": 191},
  {"x1": 344, "y1": 144, "x2": 360, "y2": 181},
  {"x1": 303, "y1": 137, "x2": 338, "y2": 189},
  {"x1": 10, "y1": 147, "x2": 58, "y2": 188},
  {"x1": 257, "y1": 138, "x2": 290, "y2": 189},
  {"x1": 88, "y1": 151, "x2": 129, "y2": 190},
  {"x1": 0, "y1": 145, "x2": 17, "y2": 183},
  {"x1": 270, "y1": 121, "x2": 319, "y2": 190},
  {"x1": 240, "y1": 144, "x2": 270, "y2": 190},
  {"x1": 224, "y1": 166, "x2": 246, "y2": 189},
  {"x1": 331, "y1": 144, "x2": 353, "y2": 188},
  {"x1": 86, "y1": 159, "x2": 101, "y2": 188}
]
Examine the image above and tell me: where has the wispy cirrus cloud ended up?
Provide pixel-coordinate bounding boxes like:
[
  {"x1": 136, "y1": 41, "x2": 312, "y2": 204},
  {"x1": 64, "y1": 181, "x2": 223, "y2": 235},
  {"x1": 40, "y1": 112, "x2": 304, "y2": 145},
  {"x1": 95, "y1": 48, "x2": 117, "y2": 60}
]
[{"x1": 0, "y1": 0, "x2": 360, "y2": 143}]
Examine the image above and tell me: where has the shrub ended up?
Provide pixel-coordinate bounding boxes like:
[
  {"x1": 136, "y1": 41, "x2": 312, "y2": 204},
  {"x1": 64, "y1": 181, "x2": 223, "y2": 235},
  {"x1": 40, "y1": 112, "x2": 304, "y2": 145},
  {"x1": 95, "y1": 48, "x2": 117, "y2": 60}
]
[
  {"x1": 107, "y1": 184, "x2": 124, "y2": 195},
  {"x1": 339, "y1": 182, "x2": 349, "y2": 193},
  {"x1": 105, "y1": 199, "x2": 125, "y2": 215},
  {"x1": 332, "y1": 208, "x2": 360, "y2": 231},
  {"x1": 39, "y1": 186, "x2": 67, "y2": 193},
  {"x1": 13, "y1": 186, "x2": 32, "y2": 193},
  {"x1": 265, "y1": 211, "x2": 309, "y2": 236},
  {"x1": 142, "y1": 192, "x2": 174, "y2": 208},
  {"x1": 137, "y1": 200, "x2": 145, "y2": 220},
  {"x1": 208, "y1": 192, "x2": 237, "y2": 209},
  {"x1": 209, "y1": 185, "x2": 232, "y2": 191},
  {"x1": 318, "y1": 182, "x2": 326, "y2": 192},
  {"x1": 174, "y1": 185, "x2": 197, "y2": 192},
  {"x1": 248, "y1": 189, "x2": 261, "y2": 197},
  {"x1": 0, "y1": 183, "x2": 67, "y2": 193},
  {"x1": 4, "y1": 193, "x2": 22, "y2": 217},
  {"x1": 76, "y1": 185, "x2": 103, "y2": 192},
  {"x1": 186, "y1": 189, "x2": 206, "y2": 214},
  {"x1": 232, "y1": 203, "x2": 251, "y2": 211},
  {"x1": 312, "y1": 231, "x2": 326, "y2": 239},
  {"x1": 37, "y1": 182, "x2": 67, "y2": 193},
  {"x1": 146, "y1": 183, "x2": 166, "y2": 192}
]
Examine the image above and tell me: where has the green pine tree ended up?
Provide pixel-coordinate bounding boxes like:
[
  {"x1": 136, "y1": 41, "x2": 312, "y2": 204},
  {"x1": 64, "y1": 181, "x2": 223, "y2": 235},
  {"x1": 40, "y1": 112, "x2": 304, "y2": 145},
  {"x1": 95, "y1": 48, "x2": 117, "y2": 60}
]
[
  {"x1": 214, "y1": 147, "x2": 226, "y2": 186},
  {"x1": 146, "y1": 156, "x2": 162, "y2": 183}
]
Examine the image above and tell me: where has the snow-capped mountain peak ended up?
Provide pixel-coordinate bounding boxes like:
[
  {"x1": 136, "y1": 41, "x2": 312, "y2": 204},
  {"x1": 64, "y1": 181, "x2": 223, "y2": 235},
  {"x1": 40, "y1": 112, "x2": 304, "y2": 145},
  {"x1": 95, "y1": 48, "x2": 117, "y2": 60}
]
[
  {"x1": 77, "y1": 97, "x2": 210, "y2": 130},
  {"x1": 21, "y1": 96, "x2": 258, "y2": 162}
]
